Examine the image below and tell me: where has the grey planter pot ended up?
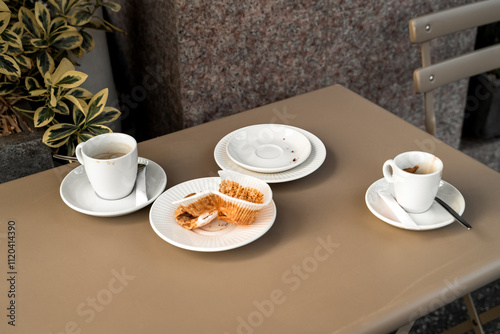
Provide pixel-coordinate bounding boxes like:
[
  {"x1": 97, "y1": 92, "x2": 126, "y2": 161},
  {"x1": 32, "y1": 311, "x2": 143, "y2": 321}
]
[
  {"x1": 0, "y1": 130, "x2": 54, "y2": 184},
  {"x1": 463, "y1": 73, "x2": 500, "y2": 139}
]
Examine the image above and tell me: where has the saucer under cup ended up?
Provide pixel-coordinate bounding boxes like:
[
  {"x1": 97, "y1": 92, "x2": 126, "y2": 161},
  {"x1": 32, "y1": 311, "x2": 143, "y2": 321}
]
[{"x1": 226, "y1": 124, "x2": 311, "y2": 173}]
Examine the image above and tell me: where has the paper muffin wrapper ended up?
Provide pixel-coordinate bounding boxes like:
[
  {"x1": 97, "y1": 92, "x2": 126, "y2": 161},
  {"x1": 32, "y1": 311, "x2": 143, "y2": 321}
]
[
  {"x1": 217, "y1": 170, "x2": 273, "y2": 225},
  {"x1": 172, "y1": 191, "x2": 219, "y2": 216},
  {"x1": 172, "y1": 190, "x2": 213, "y2": 206},
  {"x1": 218, "y1": 170, "x2": 272, "y2": 206},
  {"x1": 172, "y1": 171, "x2": 273, "y2": 227},
  {"x1": 216, "y1": 193, "x2": 264, "y2": 225}
]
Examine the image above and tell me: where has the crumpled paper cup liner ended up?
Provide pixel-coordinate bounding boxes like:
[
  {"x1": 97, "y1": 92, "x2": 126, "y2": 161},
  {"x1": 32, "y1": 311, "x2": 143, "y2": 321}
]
[
  {"x1": 172, "y1": 191, "x2": 219, "y2": 217},
  {"x1": 172, "y1": 171, "x2": 273, "y2": 227},
  {"x1": 217, "y1": 170, "x2": 272, "y2": 225}
]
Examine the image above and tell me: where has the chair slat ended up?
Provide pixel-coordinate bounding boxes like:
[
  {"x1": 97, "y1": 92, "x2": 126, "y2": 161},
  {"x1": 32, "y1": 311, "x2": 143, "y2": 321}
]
[
  {"x1": 409, "y1": 0, "x2": 500, "y2": 43},
  {"x1": 413, "y1": 44, "x2": 500, "y2": 94}
]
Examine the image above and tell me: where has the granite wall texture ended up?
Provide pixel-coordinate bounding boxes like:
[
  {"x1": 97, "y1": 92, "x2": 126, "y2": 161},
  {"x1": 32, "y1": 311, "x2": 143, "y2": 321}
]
[{"x1": 107, "y1": 0, "x2": 476, "y2": 148}]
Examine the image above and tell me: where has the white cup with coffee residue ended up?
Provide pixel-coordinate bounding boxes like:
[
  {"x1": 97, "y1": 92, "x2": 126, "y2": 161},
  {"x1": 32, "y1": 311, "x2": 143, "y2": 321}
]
[
  {"x1": 76, "y1": 133, "x2": 138, "y2": 200},
  {"x1": 382, "y1": 151, "x2": 443, "y2": 213}
]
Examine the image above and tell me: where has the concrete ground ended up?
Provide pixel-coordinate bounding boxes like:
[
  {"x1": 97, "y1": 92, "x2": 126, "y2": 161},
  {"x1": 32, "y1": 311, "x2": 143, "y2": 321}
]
[{"x1": 409, "y1": 279, "x2": 500, "y2": 333}]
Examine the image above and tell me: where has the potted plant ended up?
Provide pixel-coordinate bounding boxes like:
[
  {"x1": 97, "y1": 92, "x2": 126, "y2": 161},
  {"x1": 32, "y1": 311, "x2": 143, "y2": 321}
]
[
  {"x1": 0, "y1": 0, "x2": 123, "y2": 158},
  {"x1": 462, "y1": 22, "x2": 500, "y2": 139}
]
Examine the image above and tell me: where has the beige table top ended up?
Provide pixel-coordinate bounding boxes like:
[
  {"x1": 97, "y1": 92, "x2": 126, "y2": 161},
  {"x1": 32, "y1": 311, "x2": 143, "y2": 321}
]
[{"x1": 1, "y1": 85, "x2": 500, "y2": 334}]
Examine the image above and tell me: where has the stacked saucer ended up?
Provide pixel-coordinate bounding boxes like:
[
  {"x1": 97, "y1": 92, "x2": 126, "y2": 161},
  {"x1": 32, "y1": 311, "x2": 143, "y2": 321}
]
[{"x1": 214, "y1": 124, "x2": 326, "y2": 183}]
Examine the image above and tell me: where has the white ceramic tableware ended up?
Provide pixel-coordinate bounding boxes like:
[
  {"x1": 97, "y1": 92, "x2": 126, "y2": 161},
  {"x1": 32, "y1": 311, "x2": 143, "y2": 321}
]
[
  {"x1": 149, "y1": 177, "x2": 276, "y2": 252},
  {"x1": 226, "y1": 124, "x2": 312, "y2": 173},
  {"x1": 382, "y1": 151, "x2": 443, "y2": 213},
  {"x1": 75, "y1": 133, "x2": 138, "y2": 200},
  {"x1": 60, "y1": 158, "x2": 167, "y2": 217},
  {"x1": 214, "y1": 125, "x2": 326, "y2": 183},
  {"x1": 365, "y1": 178, "x2": 465, "y2": 230}
]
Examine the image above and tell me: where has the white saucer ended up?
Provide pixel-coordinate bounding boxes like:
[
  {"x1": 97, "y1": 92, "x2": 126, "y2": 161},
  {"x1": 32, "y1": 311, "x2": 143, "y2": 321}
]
[
  {"x1": 60, "y1": 158, "x2": 167, "y2": 217},
  {"x1": 149, "y1": 177, "x2": 276, "y2": 252},
  {"x1": 226, "y1": 124, "x2": 311, "y2": 173},
  {"x1": 215, "y1": 125, "x2": 326, "y2": 183},
  {"x1": 365, "y1": 178, "x2": 465, "y2": 230}
]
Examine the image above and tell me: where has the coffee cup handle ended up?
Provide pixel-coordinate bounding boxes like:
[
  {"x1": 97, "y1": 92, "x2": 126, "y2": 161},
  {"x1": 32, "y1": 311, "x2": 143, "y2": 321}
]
[
  {"x1": 383, "y1": 159, "x2": 395, "y2": 183},
  {"x1": 75, "y1": 142, "x2": 85, "y2": 165}
]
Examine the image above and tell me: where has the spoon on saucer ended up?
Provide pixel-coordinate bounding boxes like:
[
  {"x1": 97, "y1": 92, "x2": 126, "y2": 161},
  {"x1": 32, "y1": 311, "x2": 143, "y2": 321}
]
[{"x1": 435, "y1": 197, "x2": 471, "y2": 230}]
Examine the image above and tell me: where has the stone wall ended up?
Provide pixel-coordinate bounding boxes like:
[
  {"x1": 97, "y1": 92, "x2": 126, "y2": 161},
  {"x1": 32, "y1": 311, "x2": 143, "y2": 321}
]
[
  {"x1": 0, "y1": 131, "x2": 54, "y2": 184},
  {"x1": 108, "y1": 0, "x2": 476, "y2": 148}
]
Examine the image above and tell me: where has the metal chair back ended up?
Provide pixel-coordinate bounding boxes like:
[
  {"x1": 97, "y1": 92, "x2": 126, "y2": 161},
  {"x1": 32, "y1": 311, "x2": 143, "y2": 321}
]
[{"x1": 409, "y1": 0, "x2": 500, "y2": 135}]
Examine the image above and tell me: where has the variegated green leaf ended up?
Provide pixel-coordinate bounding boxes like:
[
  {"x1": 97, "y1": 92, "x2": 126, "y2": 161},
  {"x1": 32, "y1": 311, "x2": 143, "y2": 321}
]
[
  {"x1": 76, "y1": 1, "x2": 96, "y2": 8},
  {"x1": 0, "y1": 40, "x2": 6, "y2": 53},
  {"x1": 79, "y1": 30, "x2": 94, "y2": 53},
  {"x1": 20, "y1": 35, "x2": 36, "y2": 53},
  {"x1": 55, "y1": 70, "x2": 87, "y2": 88},
  {"x1": 0, "y1": 12, "x2": 10, "y2": 35},
  {"x1": 49, "y1": 17, "x2": 65, "y2": 34},
  {"x1": 25, "y1": 76, "x2": 41, "y2": 90},
  {"x1": 0, "y1": 81, "x2": 17, "y2": 95},
  {"x1": 77, "y1": 132, "x2": 93, "y2": 143},
  {"x1": 2, "y1": 29, "x2": 22, "y2": 47},
  {"x1": 82, "y1": 20, "x2": 105, "y2": 31},
  {"x1": 66, "y1": 0, "x2": 82, "y2": 13},
  {"x1": 50, "y1": 86, "x2": 57, "y2": 107},
  {"x1": 54, "y1": 101, "x2": 69, "y2": 115},
  {"x1": 60, "y1": 0, "x2": 69, "y2": 14},
  {"x1": 43, "y1": 72, "x2": 52, "y2": 87},
  {"x1": 85, "y1": 88, "x2": 108, "y2": 123},
  {"x1": 0, "y1": 54, "x2": 21, "y2": 76},
  {"x1": 11, "y1": 22, "x2": 24, "y2": 36},
  {"x1": 0, "y1": 1, "x2": 9, "y2": 12},
  {"x1": 67, "y1": 87, "x2": 92, "y2": 99},
  {"x1": 42, "y1": 123, "x2": 77, "y2": 148},
  {"x1": 34, "y1": 2, "x2": 51, "y2": 35},
  {"x1": 70, "y1": 46, "x2": 84, "y2": 58},
  {"x1": 19, "y1": 7, "x2": 41, "y2": 38},
  {"x1": 66, "y1": 136, "x2": 76, "y2": 156},
  {"x1": 29, "y1": 88, "x2": 46, "y2": 96},
  {"x1": 6, "y1": 43, "x2": 23, "y2": 56},
  {"x1": 34, "y1": 105, "x2": 55, "y2": 127},
  {"x1": 52, "y1": 25, "x2": 77, "y2": 34},
  {"x1": 63, "y1": 93, "x2": 83, "y2": 111},
  {"x1": 101, "y1": 2, "x2": 121, "y2": 12},
  {"x1": 51, "y1": 57, "x2": 74, "y2": 83},
  {"x1": 86, "y1": 124, "x2": 112, "y2": 136},
  {"x1": 31, "y1": 38, "x2": 49, "y2": 48},
  {"x1": 89, "y1": 106, "x2": 121, "y2": 125},
  {"x1": 72, "y1": 102, "x2": 86, "y2": 126},
  {"x1": 46, "y1": 0, "x2": 61, "y2": 11},
  {"x1": 78, "y1": 98, "x2": 88, "y2": 112},
  {"x1": 5, "y1": 74, "x2": 18, "y2": 81},
  {"x1": 13, "y1": 54, "x2": 32, "y2": 70},
  {"x1": 70, "y1": 10, "x2": 92, "y2": 26},
  {"x1": 51, "y1": 31, "x2": 83, "y2": 50},
  {"x1": 36, "y1": 51, "x2": 55, "y2": 78}
]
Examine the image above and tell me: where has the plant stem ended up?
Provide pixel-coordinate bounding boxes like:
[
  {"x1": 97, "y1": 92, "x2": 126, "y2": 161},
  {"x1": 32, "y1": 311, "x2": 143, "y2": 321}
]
[{"x1": 0, "y1": 96, "x2": 34, "y2": 133}]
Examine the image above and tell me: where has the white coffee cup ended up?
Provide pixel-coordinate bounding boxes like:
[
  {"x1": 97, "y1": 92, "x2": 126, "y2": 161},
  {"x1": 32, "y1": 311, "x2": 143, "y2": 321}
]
[
  {"x1": 76, "y1": 133, "x2": 138, "y2": 200},
  {"x1": 382, "y1": 151, "x2": 443, "y2": 213}
]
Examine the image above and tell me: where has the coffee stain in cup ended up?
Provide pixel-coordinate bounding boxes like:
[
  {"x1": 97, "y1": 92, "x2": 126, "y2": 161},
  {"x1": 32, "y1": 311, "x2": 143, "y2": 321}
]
[{"x1": 403, "y1": 165, "x2": 419, "y2": 173}]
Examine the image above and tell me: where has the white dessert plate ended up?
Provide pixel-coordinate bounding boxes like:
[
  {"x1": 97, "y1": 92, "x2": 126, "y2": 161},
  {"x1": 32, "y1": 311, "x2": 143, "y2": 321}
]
[
  {"x1": 149, "y1": 177, "x2": 276, "y2": 252},
  {"x1": 365, "y1": 178, "x2": 465, "y2": 230},
  {"x1": 60, "y1": 158, "x2": 167, "y2": 217},
  {"x1": 226, "y1": 124, "x2": 311, "y2": 173},
  {"x1": 215, "y1": 125, "x2": 326, "y2": 183}
]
